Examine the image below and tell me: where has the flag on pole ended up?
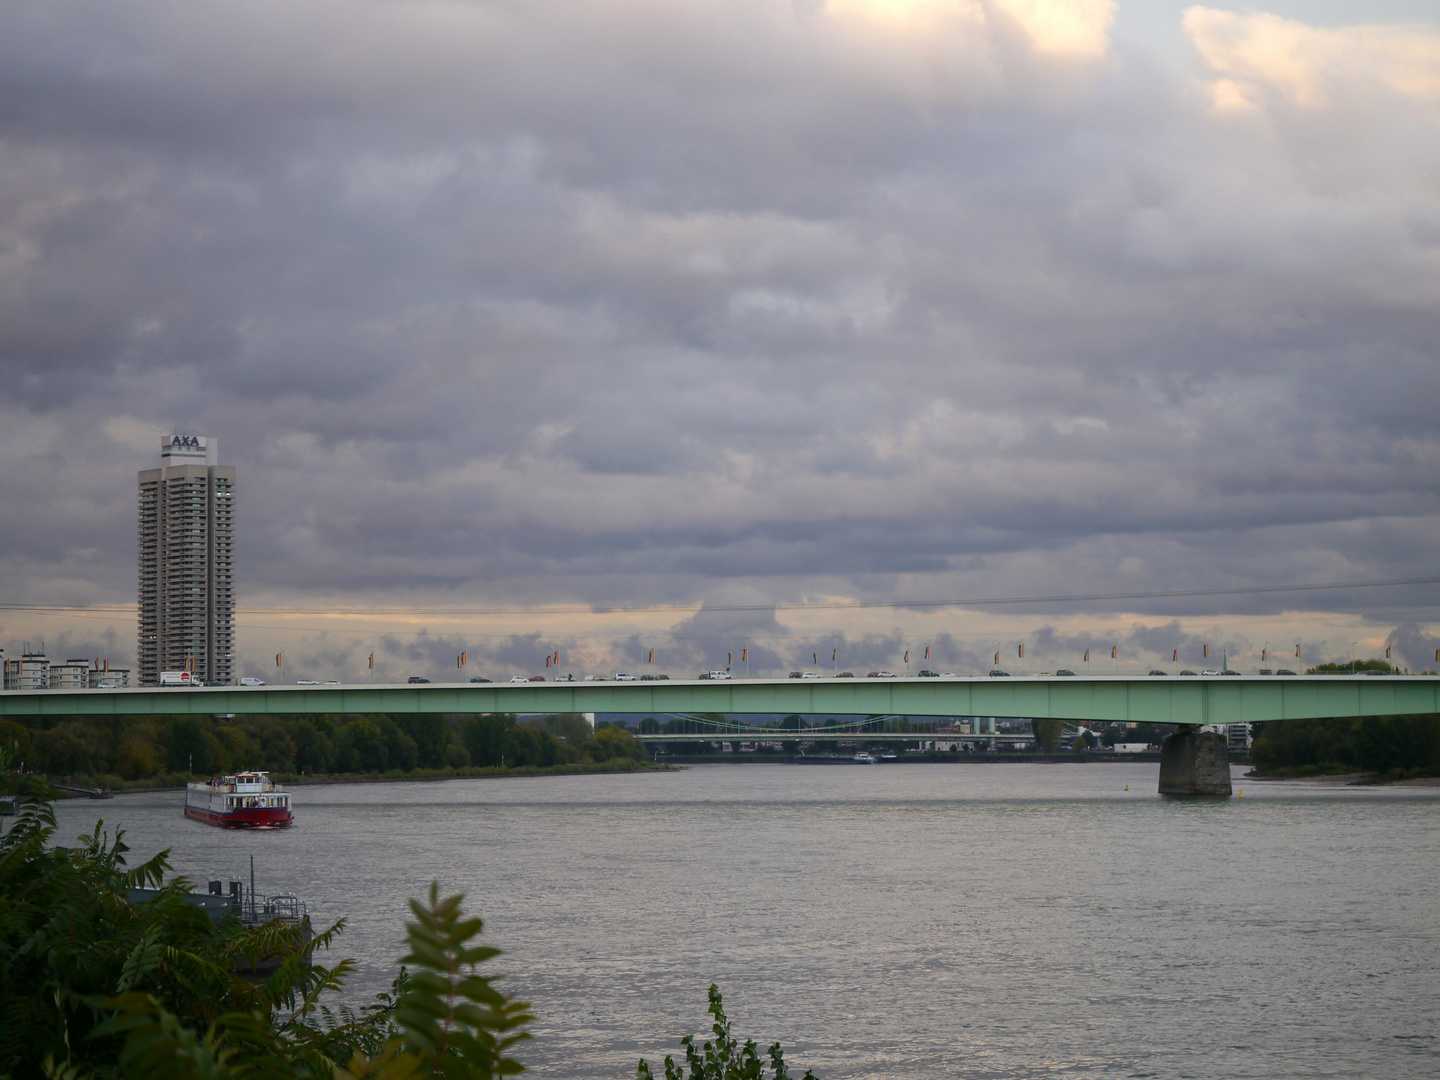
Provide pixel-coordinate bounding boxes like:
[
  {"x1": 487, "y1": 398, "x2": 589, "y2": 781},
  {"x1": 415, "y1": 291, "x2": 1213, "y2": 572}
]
[
  {"x1": 831, "y1": 648, "x2": 836, "y2": 662},
  {"x1": 1018, "y1": 643, "x2": 1024, "y2": 659},
  {"x1": 904, "y1": 650, "x2": 909, "y2": 664},
  {"x1": 925, "y1": 646, "x2": 930, "y2": 660},
  {"x1": 545, "y1": 655, "x2": 551, "y2": 668},
  {"x1": 1111, "y1": 645, "x2": 1117, "y2": 659},
  {"x1": 1386, "y1": 645, "x2": 1392, "y2": 660},
  {"x1": 1204, "y1": 644, "x2": 1209, "y2": 659},
  {"x1": 1172, "y1": 649, "x2": 1178, "y2": 662},
  {"x1": 728, "y1": 651, "x2": 732, "y2": 667},
  {"x1": 368, "y1": 652, "x2": 374, "y2": 670},
  {"x1": 649, "y1": 648, "x2": 655, "y2": 663},
  {"x1": 1296, "y1": 644, "x2": 1301, "y2": 658},
  {"x1": 814, "y1": 651, "x2": 818, "y2": 664},
  {"x1": 994, "y1": 650, "x2": 1000, "y2": 665},
  {"x1": 743, "y1": 647, "x2": 748, "y2": 662},
  {"x1": 553, "y1": 650, "x2": 560, "y2": 666},
  {"x1": 276, "y1": 652, "x2": 282, "y2": 668},
  {"x1": 1084, "y1": 649, "x2": 1089, "y2": 662},
  {"x1": 1262, "y1": 647, "x2": 1267, "y2": 662}
]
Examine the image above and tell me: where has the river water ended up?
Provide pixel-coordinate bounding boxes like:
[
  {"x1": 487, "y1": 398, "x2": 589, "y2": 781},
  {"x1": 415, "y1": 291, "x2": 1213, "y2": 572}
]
[{"x1": 52, "y1": 763, "x2": 1440, "y2": 1078}]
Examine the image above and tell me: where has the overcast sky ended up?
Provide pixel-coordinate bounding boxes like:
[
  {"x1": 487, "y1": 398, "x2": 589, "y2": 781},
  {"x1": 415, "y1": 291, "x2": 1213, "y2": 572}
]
[{"x1": 2, "y1": 0, "x2": 1438, "y2": 680}]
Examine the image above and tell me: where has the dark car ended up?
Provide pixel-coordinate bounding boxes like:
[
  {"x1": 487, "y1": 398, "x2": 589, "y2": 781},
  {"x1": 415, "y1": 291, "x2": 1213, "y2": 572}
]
[
  {"x1": 1258, "y1": 669, "x2": 1273, "y2": 676},
  {"x1": 408, "y1": 676, "x2": 430, "y2": 684},
  {"x1": 1055, "y1": 669, "x2": 1075, "y2": 676},
  {"x1": 988, "y1": 669, "x2": 1010, "y2": 678},
  {"x1": 1148, "y1": 670, "x2": 1167, "y2": 676},
  {"x1": 788, "y1": 671, "x2": 804, "y2": 679},
  {"x1": 1276, "y1": 669, "x2": 1297, "y2": 675},
  {"x1": 835, "y1": 671, "x2": 855, "y2": 678},
  {"x1": 528, "y1": 675, "x2": 545, "y2": 682},
  {"x1": 469, "y1": 676, "x2": 492, "y2": 683},
  {"x1": 918, "y1": 670, "x2": 939, "y2": 678},
  {"x1": 1179, "y1": 670, "x2": 1198, "y2": 675},
  {"x1": 641, "y1": 674, "x2": 659, "y2": 681},
  {"x1": 1222, "y1": 669, "x2": 1241, "y2": 676}
]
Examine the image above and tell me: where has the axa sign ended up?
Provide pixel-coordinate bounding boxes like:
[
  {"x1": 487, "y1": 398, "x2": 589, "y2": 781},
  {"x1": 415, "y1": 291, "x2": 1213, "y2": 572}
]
[{"x1": 170, "y1": 435, "x2": 203, "y2": 448}]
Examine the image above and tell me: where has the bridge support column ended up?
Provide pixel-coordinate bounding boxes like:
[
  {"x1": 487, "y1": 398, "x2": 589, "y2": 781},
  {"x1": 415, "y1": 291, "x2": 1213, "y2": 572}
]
[{"x1": 1158, "y1": 726, "x2": 1232, "y2": 796}]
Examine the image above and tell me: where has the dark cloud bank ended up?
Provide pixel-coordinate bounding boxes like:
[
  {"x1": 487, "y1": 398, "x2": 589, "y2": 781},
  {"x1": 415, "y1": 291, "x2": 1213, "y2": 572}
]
[{"x1": 1, "y1": 1, "x2": 1438, "y2": 676}]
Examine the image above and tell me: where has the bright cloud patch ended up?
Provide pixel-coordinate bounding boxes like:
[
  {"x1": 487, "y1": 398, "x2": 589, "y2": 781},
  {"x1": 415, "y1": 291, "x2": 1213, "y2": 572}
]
[{"x1": 1185, "y1": 6, "x2": 1440, "y2": 108}]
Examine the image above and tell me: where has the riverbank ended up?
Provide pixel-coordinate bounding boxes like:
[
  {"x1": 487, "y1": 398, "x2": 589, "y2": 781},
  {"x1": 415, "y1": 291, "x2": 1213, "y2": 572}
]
[
  {"x1": 1244, "y1": 769, "x2": 1440, "y2": 786},
  {"x1": 36, "y1": 757, "x2": 671, "y2": 797}
]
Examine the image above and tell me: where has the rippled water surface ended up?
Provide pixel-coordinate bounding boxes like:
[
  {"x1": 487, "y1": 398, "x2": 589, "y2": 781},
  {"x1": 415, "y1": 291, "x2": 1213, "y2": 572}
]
[{"x1": 53, "y1": 763, "x2": 1440, "y2": 1078}]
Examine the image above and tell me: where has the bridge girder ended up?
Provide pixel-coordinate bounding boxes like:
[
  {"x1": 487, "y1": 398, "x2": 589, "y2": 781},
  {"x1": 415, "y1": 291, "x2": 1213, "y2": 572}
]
[{"x1": 2, "y1": 675, "x2": 1436, "y2": 726}]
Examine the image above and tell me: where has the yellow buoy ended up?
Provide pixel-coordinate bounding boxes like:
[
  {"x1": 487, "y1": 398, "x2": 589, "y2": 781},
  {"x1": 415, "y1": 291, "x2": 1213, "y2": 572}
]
[
  {"x1": 1238, "y1": 789, "x2": 1243, "y2": 798},
  {"x1": 1124, "y1": 784, "x2": 1128, "y2": 791}
]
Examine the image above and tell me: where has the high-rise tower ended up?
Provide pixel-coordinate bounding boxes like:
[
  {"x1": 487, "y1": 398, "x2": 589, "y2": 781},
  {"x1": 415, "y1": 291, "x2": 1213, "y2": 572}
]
[{"x1": 138, "y1": 435, "x2": 235, "y2": 686}]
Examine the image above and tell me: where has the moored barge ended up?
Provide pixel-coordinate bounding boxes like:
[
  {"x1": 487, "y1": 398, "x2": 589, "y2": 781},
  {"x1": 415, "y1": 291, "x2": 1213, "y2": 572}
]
[{"x1": 185, "y1": 771, "x2": 293, "y2": 828}]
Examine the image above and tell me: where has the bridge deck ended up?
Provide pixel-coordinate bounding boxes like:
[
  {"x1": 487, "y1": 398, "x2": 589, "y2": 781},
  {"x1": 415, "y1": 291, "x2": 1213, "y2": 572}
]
[{"x1": 2, "y1": 675, "x2": 1436, "y2": 725}]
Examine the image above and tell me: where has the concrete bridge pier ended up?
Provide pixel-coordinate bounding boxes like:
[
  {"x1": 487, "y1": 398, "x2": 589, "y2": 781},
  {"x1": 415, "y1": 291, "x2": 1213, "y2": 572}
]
[{"x1": 1158, "y1": 726, "x2": 1232, "y2": 797}]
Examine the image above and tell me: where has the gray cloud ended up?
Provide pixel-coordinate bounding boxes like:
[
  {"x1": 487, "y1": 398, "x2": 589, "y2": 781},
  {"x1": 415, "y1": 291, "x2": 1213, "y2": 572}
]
[{"x1": 2, "y1": 1, "x2": 1438, "y2": 676}]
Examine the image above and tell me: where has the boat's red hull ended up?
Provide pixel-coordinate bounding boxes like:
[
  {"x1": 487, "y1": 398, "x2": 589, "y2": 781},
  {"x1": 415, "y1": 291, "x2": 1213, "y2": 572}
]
[{"x1": 185, "y1": 805, "x2": 293, "y2": 828}]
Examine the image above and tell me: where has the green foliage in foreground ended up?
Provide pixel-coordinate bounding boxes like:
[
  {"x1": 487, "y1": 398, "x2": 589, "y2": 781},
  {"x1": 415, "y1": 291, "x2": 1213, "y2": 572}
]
[
  {"x1": 0, "y1": 754, "x2": 813, "y2": 1080},
  {"x1": 0, "y1": 755, "x2": 533, "y2": 1079},
  {"x1": 1249, "y1": 713, "x2": 1440, "y2": 776},
  {"x1": 638, "y1": 986, "x2": 815, "y2": 1080}
]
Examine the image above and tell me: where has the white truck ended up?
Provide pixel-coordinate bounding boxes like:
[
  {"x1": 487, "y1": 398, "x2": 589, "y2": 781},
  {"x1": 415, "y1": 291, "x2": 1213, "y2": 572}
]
[{"x1": 159, "y1": 671, "x2": 196, "y2": 686}]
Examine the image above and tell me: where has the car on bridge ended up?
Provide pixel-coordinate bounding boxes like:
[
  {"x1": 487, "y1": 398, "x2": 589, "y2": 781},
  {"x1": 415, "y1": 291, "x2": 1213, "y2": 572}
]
[
  {"x1": 918, "y1": 670, "x2": 939, "y2": 677},
  {"x1": 1201, "y1": 669, "x2": 1220, "y2": 676},
  {"x1": 240, "y1": 677, "x2": 266, "y2": 686},
  {"x1": 408, "y1": 676, "x2": 430, "y2": 684},
  {"x1": 470, "y1": 676, "x2": 492, "y2": 683},
  {"x1": 509, "y1": 675, "x2": 529, "y2": 683},
  {"x1": 834, "y1": 671, "x2": 855, "y2": 677},
  {"x1": 988, "y1": 669, "x2": 1010, "y2": 677},
  {"x1": 1148, "y1": 670, "x2": 1167, "y2": 676},
  {"x1": 1276, "y1": 669, "x2": 1297, "y2": 675},
  {"x1": 615, "y1": 672, "x2": 636, "y2": 681},
  {"x1": 1180, "y1": 670, "x2": 1198, "y2": 675},
  {"x1": 1055, "y1": 669, "x2": 1075, "y2": 676},
  {"x1": 867, "y1": 671, "x2": 897, "y2": 678}
]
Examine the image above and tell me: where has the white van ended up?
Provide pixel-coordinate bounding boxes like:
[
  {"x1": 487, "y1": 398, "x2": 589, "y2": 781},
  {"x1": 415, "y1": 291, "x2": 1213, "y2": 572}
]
[
  {"x1": 708, "y1": 670, "x2": 732, "y2": 680},
  {"x1": 240, "y1": 677, "x2": 266, "y2": 686}
]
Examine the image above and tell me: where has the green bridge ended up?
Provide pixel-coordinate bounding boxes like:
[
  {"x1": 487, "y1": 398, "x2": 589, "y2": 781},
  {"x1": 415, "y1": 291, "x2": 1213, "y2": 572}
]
[{"x1": 3, "y1": 674, "x2": 1435, "y2": 726}]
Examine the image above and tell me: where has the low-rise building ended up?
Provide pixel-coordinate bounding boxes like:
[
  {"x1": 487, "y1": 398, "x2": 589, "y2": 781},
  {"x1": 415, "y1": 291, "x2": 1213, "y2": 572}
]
[
  {"x1": 4, "y1": 650, "x2": 50, "y2": 690},
  {"x1": 89, "y1": 665, "x2": 131, "y2": 688},
  {"x1": 49, "y1": 659, "x2": 93, "y2": 690}
]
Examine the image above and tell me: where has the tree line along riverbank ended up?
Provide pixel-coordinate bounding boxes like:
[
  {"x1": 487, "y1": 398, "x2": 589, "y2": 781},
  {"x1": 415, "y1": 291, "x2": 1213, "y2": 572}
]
[
  {"x1": 1248, "y1": 713, "x2": 1440, "y2": 778},
  {"x1": 0, "y1": 711, "x2": 657, "y2": 792}
]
